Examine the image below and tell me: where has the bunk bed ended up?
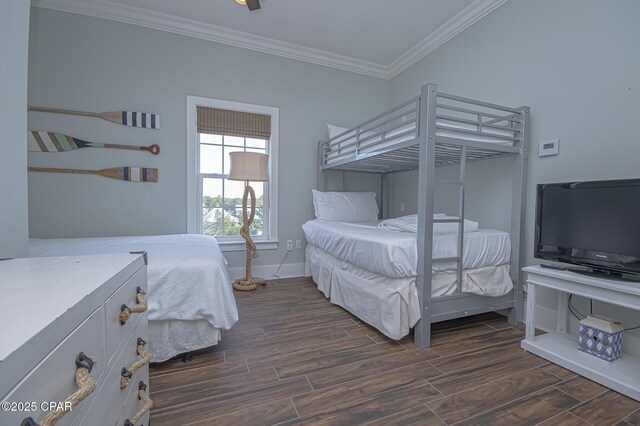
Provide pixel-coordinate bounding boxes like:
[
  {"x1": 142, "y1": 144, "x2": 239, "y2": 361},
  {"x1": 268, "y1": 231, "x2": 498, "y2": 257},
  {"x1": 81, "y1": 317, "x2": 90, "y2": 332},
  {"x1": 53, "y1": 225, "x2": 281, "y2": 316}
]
[{"x1": 312, "y1": 83, "x2": 529, "y2": 348}]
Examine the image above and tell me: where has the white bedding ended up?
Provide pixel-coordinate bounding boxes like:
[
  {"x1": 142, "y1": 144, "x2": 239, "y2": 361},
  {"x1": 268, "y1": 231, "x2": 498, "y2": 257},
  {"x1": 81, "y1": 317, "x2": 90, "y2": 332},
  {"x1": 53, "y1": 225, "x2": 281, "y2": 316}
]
[
  {"x1": 326, "y1": 119, "x2": 515, "y2": 164},
  {"x1": 378, "y1": 213, "x2": 478, "y2": 234},
  {"x1": 29, "y1": 234, "x2": 238, "y2": 361},
  {"x1": 305, "y1": 244, "x2": 512, "y2": 339},
  {"x1": 149, "y1": 320, "x2": 222, "y2": 362},
  {"x1": 302, "y1": 220, "x2": 511, "y2": 278}
]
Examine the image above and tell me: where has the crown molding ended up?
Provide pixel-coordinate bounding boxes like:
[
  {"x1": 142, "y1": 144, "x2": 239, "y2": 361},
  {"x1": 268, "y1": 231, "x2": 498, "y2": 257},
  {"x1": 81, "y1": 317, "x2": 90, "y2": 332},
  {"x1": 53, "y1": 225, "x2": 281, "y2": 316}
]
[
  {"x1": 386, "y1": 0, "x2": 510, "y2": 79},
  {"x1": 31, "y1": 0, "x2": 509, "y2": 80},
  {"x1": 31, "y1": 0, "x2": 389, "y2": 78}
]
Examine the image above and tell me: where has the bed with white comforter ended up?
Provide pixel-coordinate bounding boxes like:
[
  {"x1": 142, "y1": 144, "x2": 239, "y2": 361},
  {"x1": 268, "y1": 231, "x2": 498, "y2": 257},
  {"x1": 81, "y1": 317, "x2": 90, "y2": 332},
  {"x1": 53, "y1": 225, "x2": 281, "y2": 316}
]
[
  {"x1": 29, "y1": 234, "x2": 238, "y2": 362},
  {"x1": 302, "y1": 218, "x2": 513, "y2": 339}
]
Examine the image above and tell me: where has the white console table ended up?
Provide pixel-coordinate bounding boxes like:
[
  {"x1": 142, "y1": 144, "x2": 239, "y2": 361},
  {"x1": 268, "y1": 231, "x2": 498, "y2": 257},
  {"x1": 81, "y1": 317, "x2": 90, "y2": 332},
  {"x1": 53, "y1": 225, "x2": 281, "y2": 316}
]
[{"x1": 522, "y1": 265, "x2": 640, "y2": 401}]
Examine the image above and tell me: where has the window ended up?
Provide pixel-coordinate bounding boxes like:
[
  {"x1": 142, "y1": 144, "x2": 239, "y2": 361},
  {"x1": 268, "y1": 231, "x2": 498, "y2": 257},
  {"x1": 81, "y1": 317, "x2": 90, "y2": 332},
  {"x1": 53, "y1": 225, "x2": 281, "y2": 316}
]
[{"x1": 187, "y1": 97, "x2": 279, "y2": 251}]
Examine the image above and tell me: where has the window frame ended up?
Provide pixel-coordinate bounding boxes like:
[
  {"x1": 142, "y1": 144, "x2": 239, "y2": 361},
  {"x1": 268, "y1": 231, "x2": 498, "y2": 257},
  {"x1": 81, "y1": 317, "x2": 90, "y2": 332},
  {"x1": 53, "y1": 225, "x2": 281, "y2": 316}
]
[{"x1": 187, "y1": 96, "x2": 279, "y2": 252}]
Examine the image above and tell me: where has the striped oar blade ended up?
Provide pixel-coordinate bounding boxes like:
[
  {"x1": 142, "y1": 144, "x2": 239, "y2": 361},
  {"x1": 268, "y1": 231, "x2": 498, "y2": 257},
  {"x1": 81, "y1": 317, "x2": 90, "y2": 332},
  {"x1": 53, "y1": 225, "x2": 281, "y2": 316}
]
[
  {"x1": 28, "y1": 106, "x2": 160, "y2": 129},
  {"x1": 115, "y1": 111, "x2": 160, "y2": 129},
  {"x1": 28, "y1": 131, "x2": 79, "y2": 152},
  {"x1": 117, "y1": 167, "x2": 158, "y2": 182}
]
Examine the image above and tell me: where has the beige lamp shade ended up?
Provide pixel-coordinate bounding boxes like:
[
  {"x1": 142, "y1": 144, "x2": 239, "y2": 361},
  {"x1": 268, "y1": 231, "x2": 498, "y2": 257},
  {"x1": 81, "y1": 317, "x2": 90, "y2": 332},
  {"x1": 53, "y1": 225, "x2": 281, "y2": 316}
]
[{"x1": 228, "y1": 151, "x2": 269, "y2": 182}]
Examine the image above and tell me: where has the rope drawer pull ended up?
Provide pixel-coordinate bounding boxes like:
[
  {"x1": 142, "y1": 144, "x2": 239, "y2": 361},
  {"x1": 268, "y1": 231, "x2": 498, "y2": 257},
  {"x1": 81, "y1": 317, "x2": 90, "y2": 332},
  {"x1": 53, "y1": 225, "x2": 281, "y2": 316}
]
[
  {"x1": 21, "y1": 353, "x2": 96, "y2": 426},
  {"x1": 123, "y1": 381, "x2": 153, "y2": 426},
  {"x1": 120, "y1": 338, "x2": 152, "y2": 389},
  {"x1": 119, "y1": 287, "x2": 147, "y2": 325}
]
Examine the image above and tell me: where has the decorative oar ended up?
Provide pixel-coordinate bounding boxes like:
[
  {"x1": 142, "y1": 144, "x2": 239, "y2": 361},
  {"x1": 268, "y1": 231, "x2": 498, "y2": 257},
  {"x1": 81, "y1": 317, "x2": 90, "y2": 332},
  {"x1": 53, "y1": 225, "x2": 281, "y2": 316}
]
[
  {"x1": 28, "y1": 106, "x2": 160, "y2": 129},
  {"x1": 28, "y1": 166, "x2": 158, "y2": 183},
  {"x1": 28, "y1": 131, "x2": 160, "y2": 155}
]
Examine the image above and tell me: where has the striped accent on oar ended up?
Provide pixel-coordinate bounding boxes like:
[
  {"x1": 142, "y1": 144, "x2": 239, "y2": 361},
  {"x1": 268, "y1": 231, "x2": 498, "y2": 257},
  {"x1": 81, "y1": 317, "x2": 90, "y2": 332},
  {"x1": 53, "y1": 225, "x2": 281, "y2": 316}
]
[
  {"x1": 28, "y1": 131, "x2": 79, "y2": 152},
  {"x1": 122, "y1": 111, "x2": 160, "y2": 129},
  {"x1": 119, "y1": 167, "x2": 157, "y2": 182},
  {"x1": 27, "y1": 131, "x2": 159, "y2": 155}
]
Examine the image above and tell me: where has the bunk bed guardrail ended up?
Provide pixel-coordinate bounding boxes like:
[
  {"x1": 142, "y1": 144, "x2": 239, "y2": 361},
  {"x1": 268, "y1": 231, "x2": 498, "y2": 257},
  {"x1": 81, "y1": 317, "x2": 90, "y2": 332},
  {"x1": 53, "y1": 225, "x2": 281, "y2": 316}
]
[{"x1": 320, "y1": 88, "x2": 524, "y2": 173}]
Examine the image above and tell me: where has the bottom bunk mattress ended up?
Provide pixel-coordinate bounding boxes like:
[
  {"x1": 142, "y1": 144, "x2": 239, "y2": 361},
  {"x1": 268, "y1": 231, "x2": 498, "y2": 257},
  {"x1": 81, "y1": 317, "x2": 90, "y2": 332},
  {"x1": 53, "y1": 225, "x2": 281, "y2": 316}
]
[
  {"x1": 29, "y1": 234, "x2": 238, "y2": 362},
  {"x1": 305, "y1": 244, "x2": 512, "y2": 340},
  {"x1": 302, "y1": 219, "x2": 511, "y2": 278}
]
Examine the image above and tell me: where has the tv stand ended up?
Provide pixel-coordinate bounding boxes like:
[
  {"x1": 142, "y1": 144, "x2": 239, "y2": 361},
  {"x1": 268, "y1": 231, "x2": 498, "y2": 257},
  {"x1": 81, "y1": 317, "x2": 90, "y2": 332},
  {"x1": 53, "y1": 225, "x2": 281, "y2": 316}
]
[
  {"x1": 522, "y1": 265, "x2": 640, "y2": 401},
  {"x1": 566, "y1": 266, "x2": 640, "y2": 282}
]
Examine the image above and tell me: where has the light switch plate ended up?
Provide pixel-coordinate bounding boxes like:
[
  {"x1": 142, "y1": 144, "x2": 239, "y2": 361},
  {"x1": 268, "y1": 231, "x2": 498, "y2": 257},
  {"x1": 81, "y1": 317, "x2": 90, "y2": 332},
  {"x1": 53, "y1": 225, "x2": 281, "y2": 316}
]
[{"x1": 539, "y1": 138, "x2": 559, "y2": 157}]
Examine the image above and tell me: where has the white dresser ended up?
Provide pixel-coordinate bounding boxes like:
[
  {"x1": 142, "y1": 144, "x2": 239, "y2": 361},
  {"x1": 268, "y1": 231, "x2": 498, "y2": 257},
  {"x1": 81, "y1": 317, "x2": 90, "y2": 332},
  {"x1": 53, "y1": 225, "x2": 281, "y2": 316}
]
[{"x1": 0, "y1": 253, "x2": 152, "y2": 426}]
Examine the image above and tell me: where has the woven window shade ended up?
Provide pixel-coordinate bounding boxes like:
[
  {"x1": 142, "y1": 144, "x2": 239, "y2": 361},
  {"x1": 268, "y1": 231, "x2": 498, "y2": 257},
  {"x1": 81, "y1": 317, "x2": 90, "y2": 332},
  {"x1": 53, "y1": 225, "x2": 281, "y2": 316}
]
[{"x1": 197, "y1": 106, "x2": 271, "y2": 140}]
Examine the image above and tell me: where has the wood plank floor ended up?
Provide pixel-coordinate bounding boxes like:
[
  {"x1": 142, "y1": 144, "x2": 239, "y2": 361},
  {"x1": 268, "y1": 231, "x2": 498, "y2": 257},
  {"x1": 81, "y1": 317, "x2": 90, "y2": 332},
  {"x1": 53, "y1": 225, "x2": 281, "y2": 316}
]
[{"x1": 149, "y1": 277, "x2": 640, "y2": 426}]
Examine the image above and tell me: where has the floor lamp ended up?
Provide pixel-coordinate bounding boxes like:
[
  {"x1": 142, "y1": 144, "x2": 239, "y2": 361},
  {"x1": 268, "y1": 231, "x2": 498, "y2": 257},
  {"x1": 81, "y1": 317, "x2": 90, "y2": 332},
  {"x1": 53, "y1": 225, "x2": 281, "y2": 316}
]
[{"x1": 228, "y1": 151, "x2": 269, "y2": 291}]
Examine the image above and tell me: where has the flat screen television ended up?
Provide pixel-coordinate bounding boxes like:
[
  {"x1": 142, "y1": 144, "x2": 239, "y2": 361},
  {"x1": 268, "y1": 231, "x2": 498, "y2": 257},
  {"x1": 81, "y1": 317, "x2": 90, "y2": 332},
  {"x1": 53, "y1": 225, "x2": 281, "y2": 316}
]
[{"x1": 535, "y1": 178, "x2": 640, "y2": 276}]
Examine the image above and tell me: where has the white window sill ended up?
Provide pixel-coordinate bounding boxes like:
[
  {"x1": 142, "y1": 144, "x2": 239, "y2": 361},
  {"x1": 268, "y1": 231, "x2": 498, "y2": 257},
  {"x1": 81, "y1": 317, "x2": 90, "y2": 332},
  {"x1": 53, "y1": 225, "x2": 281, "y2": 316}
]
[{"x1": 218, "y1": 239, "x2": 279, "y2": 252}]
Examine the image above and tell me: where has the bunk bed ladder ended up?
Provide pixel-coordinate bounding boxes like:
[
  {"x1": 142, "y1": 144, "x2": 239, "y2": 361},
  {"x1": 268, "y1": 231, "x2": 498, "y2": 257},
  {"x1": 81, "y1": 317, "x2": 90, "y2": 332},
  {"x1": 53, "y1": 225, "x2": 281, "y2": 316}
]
[
  {"x1": 456, "y1": 147, "x2": 467, "y2": 293},
  {"x1": 431, "y1": 149, "x2": 467, "y2": 293},
  {"x1": 415, "y1": 84, "x2": 469, "y2": 348}
]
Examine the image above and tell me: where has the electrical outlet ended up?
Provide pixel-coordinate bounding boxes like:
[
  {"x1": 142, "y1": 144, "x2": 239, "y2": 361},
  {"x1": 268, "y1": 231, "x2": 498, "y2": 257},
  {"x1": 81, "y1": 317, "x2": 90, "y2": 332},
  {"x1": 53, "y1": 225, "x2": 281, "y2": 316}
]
[
  {"x1": 400, "y1": 202, "x2": 405, "y2": 212},
  {"x1": 286, "y1": 240, "x2": 293, "y2": 251},
  {"x1": 295, "y1": 240, "x2": 302, "y2": 249}
]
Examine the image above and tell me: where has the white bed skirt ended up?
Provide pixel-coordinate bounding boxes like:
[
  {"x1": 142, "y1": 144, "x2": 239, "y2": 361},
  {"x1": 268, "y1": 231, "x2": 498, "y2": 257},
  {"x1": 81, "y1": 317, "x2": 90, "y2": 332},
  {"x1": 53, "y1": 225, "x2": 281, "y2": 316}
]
[
  {"x1": 149, "y1": 319, "x2": 222, "y2": 363},
  {"x1": 305, "y1": 244, "x2": 512, "y2": 340}
]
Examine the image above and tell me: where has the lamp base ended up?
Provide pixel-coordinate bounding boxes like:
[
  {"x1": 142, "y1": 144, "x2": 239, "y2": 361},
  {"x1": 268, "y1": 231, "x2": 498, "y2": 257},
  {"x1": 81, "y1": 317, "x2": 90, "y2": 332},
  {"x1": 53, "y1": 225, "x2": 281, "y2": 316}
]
[{"x1": 233, "y1": 277, "x2": 267, "y2": 291}]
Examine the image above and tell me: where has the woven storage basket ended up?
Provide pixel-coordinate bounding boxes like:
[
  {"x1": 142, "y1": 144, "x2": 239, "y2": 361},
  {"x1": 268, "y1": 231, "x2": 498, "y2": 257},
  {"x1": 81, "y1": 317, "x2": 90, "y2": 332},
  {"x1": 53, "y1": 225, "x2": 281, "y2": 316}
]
[{"x1": 578, "y1": 315, "x2": 623, "y2": 363}]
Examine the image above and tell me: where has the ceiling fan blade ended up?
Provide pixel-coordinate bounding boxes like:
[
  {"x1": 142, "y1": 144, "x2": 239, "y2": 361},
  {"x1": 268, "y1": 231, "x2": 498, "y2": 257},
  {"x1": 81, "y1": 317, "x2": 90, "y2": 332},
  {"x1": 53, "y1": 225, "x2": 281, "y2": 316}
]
[{"x1": 245, "y1": 0, "x2": 261, "y2": 11}]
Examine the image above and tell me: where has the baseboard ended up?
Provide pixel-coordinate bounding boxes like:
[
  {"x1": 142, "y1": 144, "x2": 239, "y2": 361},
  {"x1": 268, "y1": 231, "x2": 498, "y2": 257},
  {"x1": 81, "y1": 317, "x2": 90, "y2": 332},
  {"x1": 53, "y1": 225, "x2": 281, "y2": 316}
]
[
  {"x1": 228, "y1": 262, "x2": 305, "y2": 281},
  {"x1": 534, "y1": 304, "x2": 640, "y2": 356}
]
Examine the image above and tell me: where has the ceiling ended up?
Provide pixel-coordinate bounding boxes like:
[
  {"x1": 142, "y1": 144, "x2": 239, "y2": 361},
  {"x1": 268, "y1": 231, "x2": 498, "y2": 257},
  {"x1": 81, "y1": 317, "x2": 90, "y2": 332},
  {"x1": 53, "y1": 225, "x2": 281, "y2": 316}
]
[{"x1": 31, "y1": 0, "x2": 509, "y2": 79}]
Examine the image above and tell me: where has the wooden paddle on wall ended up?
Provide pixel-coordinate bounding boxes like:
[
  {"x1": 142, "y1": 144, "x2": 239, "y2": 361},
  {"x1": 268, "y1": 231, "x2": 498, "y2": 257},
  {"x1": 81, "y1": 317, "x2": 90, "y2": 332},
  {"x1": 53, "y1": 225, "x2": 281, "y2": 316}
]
[
  {"x1": 28, "y1": 166, "x2": 158, "y2": 183},
  {"x1": 29, "y1": 106, "x2": 160, "y2": 129},
  {"x1": 28, "y1": 131, "x2": 160, "y2": 155}
]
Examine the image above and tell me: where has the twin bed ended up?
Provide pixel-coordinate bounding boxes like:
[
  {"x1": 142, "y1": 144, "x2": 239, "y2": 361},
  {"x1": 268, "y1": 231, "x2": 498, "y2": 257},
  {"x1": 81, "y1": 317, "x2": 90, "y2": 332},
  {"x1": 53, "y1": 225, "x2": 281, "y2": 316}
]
[
  {"x1": 313, "y1": 83, "x2": 529, "y2": 348},
  {"x1": 29, "y1": 234, "x2": 237, "y2": 362},
  {"x1": 303, "y1": 219, "x2": 513, "y2": 340}
]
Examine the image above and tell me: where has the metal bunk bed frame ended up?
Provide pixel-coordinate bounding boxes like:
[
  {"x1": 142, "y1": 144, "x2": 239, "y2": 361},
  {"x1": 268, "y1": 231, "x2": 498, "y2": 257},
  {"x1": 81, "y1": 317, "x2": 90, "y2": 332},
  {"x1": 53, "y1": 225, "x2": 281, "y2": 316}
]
[{"x1": 317, "y1": 83, "x2": 529, "y2": 348}]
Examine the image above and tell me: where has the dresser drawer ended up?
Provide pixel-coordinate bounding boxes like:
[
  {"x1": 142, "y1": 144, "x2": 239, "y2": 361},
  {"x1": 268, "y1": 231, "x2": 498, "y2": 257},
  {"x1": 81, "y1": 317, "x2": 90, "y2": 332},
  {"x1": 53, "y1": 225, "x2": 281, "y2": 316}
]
[
  {"x1": 118, "y1": 377, "x2": 151, "y2": 426},
  {"x1": 1, "y1": 307, "x2": 105, "y2": 426},
  {"x1": 105, "y1": 267, "x2": 148, "y2": 362},
  {"x1": 73, "y1": 317, "x2": 149, "y2": 426}
]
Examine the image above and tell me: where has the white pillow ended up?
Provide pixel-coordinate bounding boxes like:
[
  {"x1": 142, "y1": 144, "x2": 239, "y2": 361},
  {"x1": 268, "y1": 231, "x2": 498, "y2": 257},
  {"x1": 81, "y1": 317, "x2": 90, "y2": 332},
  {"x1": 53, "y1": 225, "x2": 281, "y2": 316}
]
[
  {"x1": 312, "y1": 190, "x2": 379, "y2": 222},
  {"x1": 326, "y1": 124, "x2": 352, "y2": 155},
  {"x1": 327, "y1": 123, "x2": 379, "y2": 146},
  {"x1": 327, "y1": 124, "x2": 350, "y2": 141}
]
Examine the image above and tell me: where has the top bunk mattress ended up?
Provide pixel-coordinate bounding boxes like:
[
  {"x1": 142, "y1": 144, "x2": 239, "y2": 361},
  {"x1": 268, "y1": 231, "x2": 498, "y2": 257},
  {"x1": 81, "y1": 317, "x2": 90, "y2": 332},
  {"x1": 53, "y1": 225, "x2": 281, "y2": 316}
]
[
  {"x1": 29, "y1": 234, "x2": 238, "y2": 331},
  {"x1": 302, "y1": 220, "x2": 510, "y2": 279}
]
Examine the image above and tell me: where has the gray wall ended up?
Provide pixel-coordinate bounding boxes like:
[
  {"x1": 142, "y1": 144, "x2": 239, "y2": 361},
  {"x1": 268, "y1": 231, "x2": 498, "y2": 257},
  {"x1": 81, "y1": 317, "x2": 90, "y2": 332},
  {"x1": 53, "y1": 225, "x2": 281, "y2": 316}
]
[
  {"x1": 0, "y1": 1, "x2": 30, "y2": 258},
  {"x1": 388, "y1": 0, "x2": 640, "y2": 330},
  {"x1": 385, "y1": 156, "x2": 514, "y2": 231},
  {"x1": 25, "y1": 1, "x2": 640, "y2": 330},
  {"x1": 27, "y1": 8, "x2": 389, "y2": 268}
]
